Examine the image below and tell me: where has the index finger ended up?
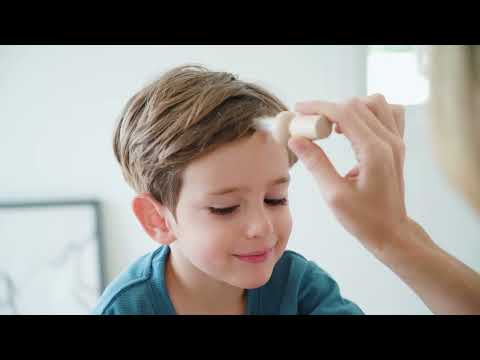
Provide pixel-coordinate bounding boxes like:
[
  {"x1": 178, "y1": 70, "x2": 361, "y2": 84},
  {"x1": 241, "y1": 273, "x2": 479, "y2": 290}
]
[{"x1": 295, "y1": 100, "x2": 378, "y2": 148}]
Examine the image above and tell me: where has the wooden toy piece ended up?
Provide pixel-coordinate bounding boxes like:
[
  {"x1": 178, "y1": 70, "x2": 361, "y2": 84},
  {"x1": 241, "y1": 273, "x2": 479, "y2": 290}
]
[
  {"x1": 254, "y1": 111, "x2": 332, "y2": 145},
  {"x1": 289, "y1": 113, "x2": 332, "y2": 140},
  {"x1": 269, "y1": 111, "x2": 295, "y2": 145},
  {"x1": 254, "y1": 111, "x2": 293, "y2": 145}
]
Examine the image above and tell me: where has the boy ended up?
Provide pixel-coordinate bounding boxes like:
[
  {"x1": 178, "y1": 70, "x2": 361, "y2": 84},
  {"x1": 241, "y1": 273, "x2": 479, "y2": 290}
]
[{"x1": 93, "y1": 65, "x2": 363, "y2": 315}]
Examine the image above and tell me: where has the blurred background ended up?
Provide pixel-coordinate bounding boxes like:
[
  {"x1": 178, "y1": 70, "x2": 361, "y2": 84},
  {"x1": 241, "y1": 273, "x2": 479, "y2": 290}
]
[{"x1": 1, "y1": 45, "x2": 479, "y2": 314}]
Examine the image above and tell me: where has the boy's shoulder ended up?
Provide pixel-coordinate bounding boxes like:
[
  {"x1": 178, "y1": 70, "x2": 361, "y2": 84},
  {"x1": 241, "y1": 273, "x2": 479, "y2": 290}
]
[
  {"x1": 271, "y1": 249, "x2": 332, "y2": 287},
  {"x1": 92, "y1": 246, "x2": 168, "y2": 315},
  {"x1": 262, "y1": 249, "x2": 364, "y2": 314},
  {"x1": 278, "y1": 249, "x2": 310, "y2": 264}
]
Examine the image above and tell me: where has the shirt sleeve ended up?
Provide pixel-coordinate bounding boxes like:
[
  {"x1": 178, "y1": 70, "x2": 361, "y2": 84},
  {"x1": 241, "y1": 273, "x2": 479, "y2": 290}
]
[
  {"x1": 298, "y1": 261, "x2": 364, "y2": 315},
  {"x1": 91, "y1": 283, "x2": 158, "y2": 315}
]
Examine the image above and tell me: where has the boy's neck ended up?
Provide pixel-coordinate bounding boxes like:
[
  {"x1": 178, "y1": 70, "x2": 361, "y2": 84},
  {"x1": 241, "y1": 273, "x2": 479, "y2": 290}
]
[{"x1": 165, "y1": 246, "x2": 247, "y2": 315}]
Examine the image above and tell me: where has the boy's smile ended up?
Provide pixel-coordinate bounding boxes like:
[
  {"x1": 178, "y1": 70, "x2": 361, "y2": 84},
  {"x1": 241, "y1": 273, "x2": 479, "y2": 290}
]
[{"x1": 233, "y1": 246, "x2": 275, "y2": 263}]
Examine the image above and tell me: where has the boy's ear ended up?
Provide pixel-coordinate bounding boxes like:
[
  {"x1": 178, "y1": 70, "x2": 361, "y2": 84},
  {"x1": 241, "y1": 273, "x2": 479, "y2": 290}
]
[{"x1": 132, "y1": 193, "x2": 177, "y2": 245}]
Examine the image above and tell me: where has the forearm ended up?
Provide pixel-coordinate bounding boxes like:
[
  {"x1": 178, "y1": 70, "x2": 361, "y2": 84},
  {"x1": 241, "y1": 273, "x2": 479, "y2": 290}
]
[{"x1": 376, "y1": 218, "x2": 480, "y2": 314}]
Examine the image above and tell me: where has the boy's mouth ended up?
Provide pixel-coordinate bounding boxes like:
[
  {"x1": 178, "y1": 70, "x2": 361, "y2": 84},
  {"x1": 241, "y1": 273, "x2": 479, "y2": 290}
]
[{"x1": 233, "y1": 247, "x2": 274, "y2": 263}]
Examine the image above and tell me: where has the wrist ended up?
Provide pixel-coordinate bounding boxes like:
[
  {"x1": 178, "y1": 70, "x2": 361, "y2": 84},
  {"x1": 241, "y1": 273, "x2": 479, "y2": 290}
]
[
  {"x1": 371, "y1": 218, "x2": 480, "y2": 314},
  {"x1": 373, "y1": 217, "x2": 438, "y2": 269}
]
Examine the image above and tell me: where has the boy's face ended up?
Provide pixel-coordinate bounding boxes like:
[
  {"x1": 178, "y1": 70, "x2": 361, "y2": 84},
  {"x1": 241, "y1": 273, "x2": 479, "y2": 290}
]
[{"x1": 169, "y1": 131, "x2": 292, "y2": 289}]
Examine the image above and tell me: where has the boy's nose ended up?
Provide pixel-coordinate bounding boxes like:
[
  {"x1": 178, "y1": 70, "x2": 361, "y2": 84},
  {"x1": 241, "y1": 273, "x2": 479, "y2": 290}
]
[{"x1": 245, "y1": 205, "x2": 274, "y2": 239}]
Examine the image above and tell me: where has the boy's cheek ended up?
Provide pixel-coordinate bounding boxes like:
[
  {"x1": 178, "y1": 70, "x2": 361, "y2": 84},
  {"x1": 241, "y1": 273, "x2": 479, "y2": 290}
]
[
  {"x1": 276, "y1": 209, "x2": 293, "y2": 235},
  {"x1": 183, "y1": 216, "x2": 238, "y2": 248}
]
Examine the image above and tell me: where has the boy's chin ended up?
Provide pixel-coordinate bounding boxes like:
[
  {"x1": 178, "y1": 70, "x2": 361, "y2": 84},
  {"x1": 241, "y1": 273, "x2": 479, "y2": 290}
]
[{"x1": 233, "y1": 270, "x2": 274, "y2": 290}]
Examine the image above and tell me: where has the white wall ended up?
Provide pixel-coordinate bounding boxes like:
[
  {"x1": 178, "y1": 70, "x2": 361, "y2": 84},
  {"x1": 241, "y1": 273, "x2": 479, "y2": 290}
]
[{"x1": 1, "y1": 45, "x2": 478, "y2": 314}]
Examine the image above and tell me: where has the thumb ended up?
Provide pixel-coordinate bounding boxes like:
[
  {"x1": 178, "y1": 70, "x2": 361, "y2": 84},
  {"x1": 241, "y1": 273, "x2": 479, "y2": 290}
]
[{"x1": 287, "y1": 136, "x2": 344, "y2": 193}]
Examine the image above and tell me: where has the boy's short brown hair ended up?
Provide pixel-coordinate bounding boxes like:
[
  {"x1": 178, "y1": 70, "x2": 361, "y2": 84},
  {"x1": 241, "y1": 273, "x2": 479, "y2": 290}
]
[{"x1": 113, "y1": 65, "x2": 295, "y2": 218}]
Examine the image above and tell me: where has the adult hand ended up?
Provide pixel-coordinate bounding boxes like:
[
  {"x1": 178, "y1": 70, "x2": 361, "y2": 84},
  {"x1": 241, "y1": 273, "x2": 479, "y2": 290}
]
[
  {"x1": 288, "y1": 94, "x2": 410, "y2": 257},
  {"x1": 288, "y1": 95, "x2": 480, "y2": 314}
]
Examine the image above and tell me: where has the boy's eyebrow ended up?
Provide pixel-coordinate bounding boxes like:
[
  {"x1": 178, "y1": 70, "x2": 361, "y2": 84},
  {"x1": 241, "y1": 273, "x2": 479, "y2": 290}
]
[{"x1": 208, "y1": 175, "x2": 290, "y2": 196}]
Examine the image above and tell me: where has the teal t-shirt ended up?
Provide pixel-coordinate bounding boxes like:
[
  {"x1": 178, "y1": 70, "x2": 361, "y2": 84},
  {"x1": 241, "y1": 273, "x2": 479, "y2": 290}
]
[{"x1": 92, "y1": 246, "x2": 364, "y2": 315}]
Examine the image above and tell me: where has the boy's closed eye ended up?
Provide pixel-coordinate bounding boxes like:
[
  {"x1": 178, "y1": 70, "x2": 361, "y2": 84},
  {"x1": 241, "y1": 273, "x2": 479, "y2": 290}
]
[{"x1": 209, "y1": 197, "x2": 288, "y2": 215}]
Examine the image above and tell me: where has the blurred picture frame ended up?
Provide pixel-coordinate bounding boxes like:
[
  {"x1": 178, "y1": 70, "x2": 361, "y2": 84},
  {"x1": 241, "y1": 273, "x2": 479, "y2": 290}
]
[{"x1": 0, "y1": 199, "x2": 106, "y2": 314}]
